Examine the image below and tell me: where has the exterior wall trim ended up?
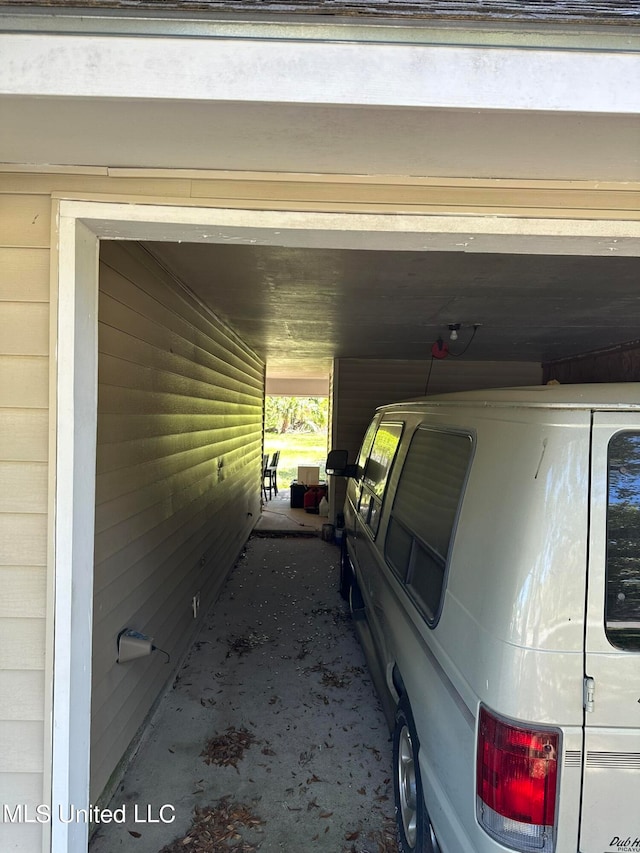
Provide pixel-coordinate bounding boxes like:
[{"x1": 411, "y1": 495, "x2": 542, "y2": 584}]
[
  {"x1": 66, "y1": 198, "x2": 640, "y2": 253},
  {"x1": 49, "y1": 214, "x2": 99, "y2": 853}
]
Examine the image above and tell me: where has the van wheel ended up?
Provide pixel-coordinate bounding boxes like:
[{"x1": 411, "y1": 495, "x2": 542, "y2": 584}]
[
  {"x1": 393, "y1": 695, "x2": 438, "y2": 853},
  {"x1": 348, "y1": 572, "x2": 366, "y2": 620},
  {"x1": 339, "y1": 541, "x2": 351, "y2": 601}
]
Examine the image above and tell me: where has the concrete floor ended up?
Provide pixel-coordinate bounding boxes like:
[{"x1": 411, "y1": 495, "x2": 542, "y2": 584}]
[
  {"x1": 254, "y1": 487, "x2": 327, "y2": 535},
  {"x1": 89, "y1": 531, "x2": 397, "y2": 853}
]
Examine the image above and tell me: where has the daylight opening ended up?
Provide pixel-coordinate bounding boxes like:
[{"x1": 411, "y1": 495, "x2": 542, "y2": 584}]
[{"x1": 264, "y1": 395, "x2": 329, "y2": 490}]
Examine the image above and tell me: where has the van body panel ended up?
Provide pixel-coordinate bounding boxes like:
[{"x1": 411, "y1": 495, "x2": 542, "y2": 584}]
[
  {"x1": 579, "y1": 414, "x2": 640, "y2": 853},
  {"x1": 442, "y1": 412, "x2": 590, "y2": 653},
  {"x1": 373, "y1": 567, "x2": 585, "y2": 849},
  {"x1": 333, "y1": 386, "x2": 640, "y2": 853},
  {"x1": 438, "y1": 594, "x2": 586, "y2": 723}
]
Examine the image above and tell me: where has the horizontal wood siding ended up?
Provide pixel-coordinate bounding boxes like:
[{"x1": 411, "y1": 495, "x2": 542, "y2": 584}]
[
  {"x1": 0, "y1": 194, "x2": 50, "y2": 853},
  {"x1": 543, "y1": 339, "x2": 640, "y2": 383},
  {"x1": 331, "y1": 358, "x2": 541, "y2": 508},
  {"x1": 91, "y1": 241, "x2": 264, "y2": 802},
  {"x1": 0, "y1": 772, "x2": 45, "y2": 853}
]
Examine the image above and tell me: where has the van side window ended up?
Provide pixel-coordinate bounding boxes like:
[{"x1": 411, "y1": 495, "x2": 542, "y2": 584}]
[
  {"x1": 359, "y1": 422, "x2": 403, "y2": 536},
  {"x1": 385, "y1": 428, "x2": 473, "y2": 625},
  {"x1": 606, "y1": 432, "x2": 640, "y2": 652},
  {"x1": 357, "y1": 416, "x2": 380, "y2": 478},
  {"x1": 346, "y1": 415, "x2": 380, "y2": 509}
]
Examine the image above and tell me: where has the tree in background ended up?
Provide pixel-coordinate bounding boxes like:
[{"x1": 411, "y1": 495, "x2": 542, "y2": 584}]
[{"x1": 265, "y1": 396, "x2": 328, "y2": 433}]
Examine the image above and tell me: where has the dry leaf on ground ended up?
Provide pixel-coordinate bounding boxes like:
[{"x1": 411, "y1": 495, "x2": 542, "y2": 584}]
[
  {"x1": 200, "y1": 726, "x2": 257, "y2": 769},
  {"x1": 159, "y1": 798, "x2": 264, "y2": 853}
]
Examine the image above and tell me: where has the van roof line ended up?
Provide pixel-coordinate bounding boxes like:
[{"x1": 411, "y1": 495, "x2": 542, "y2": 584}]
[{"x1": 378, "y1": 383, "x2": 640, "y2": 411}]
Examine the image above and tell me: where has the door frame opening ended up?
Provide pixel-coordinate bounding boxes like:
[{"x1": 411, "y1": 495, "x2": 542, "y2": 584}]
[{"x1": 48, "y1": 197, "x2": 640, "y2": 852}]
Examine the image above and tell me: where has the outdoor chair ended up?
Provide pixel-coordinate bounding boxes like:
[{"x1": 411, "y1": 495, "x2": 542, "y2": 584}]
[
  {"x1": 263, "y1": 450, "x2": 280, "y2": 499},
  {"x1": 261, "y1": 453, "x2": 270, "y2": 501}
]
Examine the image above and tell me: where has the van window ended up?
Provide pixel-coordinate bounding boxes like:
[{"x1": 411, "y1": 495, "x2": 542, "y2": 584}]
[
  {"x1": 357, "y1": 416, "x2": 380, "y2": 478},
  {"x1": 386, "y1": 428, "x2": 473, "y2": 624},
  {"x1": 606, "y1": 432, "x2": 640, "y2": 652},
  {"x1": 358, "y1": 422, "x2": 403, "y2": 536}
]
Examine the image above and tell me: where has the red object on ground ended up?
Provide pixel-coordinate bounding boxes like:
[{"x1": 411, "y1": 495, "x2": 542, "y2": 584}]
[{"x1": 303, "y1": 485, "x2": 327, "y2": 513}]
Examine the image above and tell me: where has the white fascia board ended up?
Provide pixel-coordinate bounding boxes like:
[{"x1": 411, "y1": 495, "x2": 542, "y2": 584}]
[{"x1": 0, "y1": 32, "x2": 639, "y2": 113}]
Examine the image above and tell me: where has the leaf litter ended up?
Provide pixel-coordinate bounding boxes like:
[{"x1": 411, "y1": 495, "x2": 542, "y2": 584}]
[
  {"x1": 158, "y1": 797, "x2": 263, "y2": 853},
  {"x1": 303, "y1": 659, "x2": 365, "y2": 689},
  {"x1": 226, "y1": 632, "x2": 270, "y2": 657},
  {"x1": 201, "y1": 726, "x2": 257, "y2": 770},
  {"x1": 340, "y1": 816, "x2": 399, "y2": 853}
]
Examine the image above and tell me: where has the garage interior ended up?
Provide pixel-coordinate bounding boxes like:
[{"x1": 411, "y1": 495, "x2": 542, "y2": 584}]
[
  {"x1": 88, "y1": 223, "x2": 640, "y2": 824},
  {"x1": 90, "y1": 223, "x2": 640, "y2": 853}
]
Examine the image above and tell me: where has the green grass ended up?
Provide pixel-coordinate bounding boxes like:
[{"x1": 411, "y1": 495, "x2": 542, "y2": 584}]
[{"x1": 264, "y1": 431, "x2": 329, "y2": 488}]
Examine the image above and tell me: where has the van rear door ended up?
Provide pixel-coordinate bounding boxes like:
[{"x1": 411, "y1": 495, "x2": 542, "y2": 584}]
[{"x1": 580, "y1": 414, "x2": 640, "y2": 853}]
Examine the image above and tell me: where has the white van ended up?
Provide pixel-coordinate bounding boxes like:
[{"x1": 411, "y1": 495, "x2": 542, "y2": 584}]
[{"x1": 326, "y1": 384, "x2": 640, "y2": 853}]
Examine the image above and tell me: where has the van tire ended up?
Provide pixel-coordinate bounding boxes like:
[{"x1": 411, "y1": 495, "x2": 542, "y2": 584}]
[
  {"x1": 339, "y1": 540, "x2": 352, "y2": 601},
  {"x1": 393, "y1": 694, "x2": 437, "y2": 853},
  {"x1": 349, "y1": 573, "x2": 366, "y2": 620}
]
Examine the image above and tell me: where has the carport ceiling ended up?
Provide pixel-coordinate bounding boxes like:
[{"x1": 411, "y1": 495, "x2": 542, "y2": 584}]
[{"x1": 144, "y1": 241, "x2": 640, "y2": 378}]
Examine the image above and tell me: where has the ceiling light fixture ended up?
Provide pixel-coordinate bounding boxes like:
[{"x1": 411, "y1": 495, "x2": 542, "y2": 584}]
[
  {"x1": 432, "y1": 337, "x2": 449, "y2": 359},
  {"x1": 448, "y1": 323, "x2": 461, "y2": 342}
]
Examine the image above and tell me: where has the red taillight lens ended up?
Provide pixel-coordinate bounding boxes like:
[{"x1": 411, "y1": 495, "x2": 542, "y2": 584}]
[{"x1": 477, "y1": 706, "x2": 559, "y2": 851}]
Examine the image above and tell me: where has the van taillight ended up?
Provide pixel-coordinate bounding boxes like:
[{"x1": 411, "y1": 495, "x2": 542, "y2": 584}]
[{"x1": 476, "y1": 706, "x2": 559, "y2": 852}]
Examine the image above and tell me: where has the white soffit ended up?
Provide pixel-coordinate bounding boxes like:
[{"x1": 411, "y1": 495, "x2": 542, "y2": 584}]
[
  {"x1": 1, "y1": 31, "x2": 640, "y2": 114},
  {"x1": 266, "y1": 377, "x2": 330, "y2": 396}
]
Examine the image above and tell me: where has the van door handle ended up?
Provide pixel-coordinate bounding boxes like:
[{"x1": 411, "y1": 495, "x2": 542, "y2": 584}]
[{"x1": 584, "y1": 676, "x2": 595, "y2": 713}]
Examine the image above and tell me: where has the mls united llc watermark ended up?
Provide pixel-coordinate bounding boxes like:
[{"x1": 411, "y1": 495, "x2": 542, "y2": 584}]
[{"x1": 2, "y1": 803, "x2": 176, "y2": 825}]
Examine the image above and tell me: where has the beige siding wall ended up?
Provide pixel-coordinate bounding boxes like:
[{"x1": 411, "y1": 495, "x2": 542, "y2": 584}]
[
  {"x1": 91, "y1": 241, "x2": 264, "y2": 801},
  {"x1": 0, "y1": 194, "x2": 50, "y2": 851},
  {"x1": 331, "y1": 358, "x2": 542, "y2": 510}
]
